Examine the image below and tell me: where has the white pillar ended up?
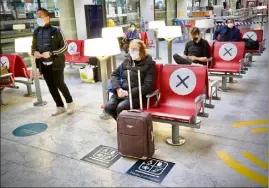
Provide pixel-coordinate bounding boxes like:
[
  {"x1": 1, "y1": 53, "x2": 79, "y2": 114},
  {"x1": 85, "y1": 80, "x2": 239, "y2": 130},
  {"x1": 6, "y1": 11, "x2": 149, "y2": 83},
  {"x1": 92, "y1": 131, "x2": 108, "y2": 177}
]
[
  {"x1": 177, "y1": 0, "x2": 188, "y2": 18},
  {"x1": 56, "y1": 0, "x2": 77, "y2": 39}
]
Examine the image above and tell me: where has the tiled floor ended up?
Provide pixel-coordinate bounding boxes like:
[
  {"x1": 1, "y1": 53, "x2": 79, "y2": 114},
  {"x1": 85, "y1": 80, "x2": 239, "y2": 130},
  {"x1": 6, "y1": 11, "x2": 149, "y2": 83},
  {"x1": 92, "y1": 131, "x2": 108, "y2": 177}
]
[{"x1": 1, "y1": 24, "x2": 268, "y2": 187}]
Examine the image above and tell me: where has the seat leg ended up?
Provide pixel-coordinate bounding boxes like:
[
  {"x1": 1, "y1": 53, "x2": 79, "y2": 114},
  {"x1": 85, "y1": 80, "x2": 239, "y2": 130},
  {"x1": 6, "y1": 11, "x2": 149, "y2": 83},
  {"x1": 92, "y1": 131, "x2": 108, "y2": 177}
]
[
  {"x1": 24, "y1": 84, "x2": 36, "y2": 97},
  {"x1": 227, "y1": 74, "x2": 237, "y2": 83},
  {"x1": 0, "y1": 88, "x2": 7, "y2": 106},
  {"x1": 204, "y1": 102, "x2": 214, "y2": 109},
  {"x1": 248, "y1": 55, "x2": 254, "y2": 64},
  {"x1": 218, "y1": 76, "x2": 229, "y2": 92},
  {"x1": 166, "y1": 124, "x2": 186, "y2": 146}
]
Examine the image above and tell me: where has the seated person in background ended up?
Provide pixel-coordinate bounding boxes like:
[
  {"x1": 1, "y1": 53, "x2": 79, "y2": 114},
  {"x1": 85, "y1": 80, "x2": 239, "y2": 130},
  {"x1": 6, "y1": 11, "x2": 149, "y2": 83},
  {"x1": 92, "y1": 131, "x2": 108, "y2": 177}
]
[
  {"x1": 122, "y1": 23, "x2": 141, "y2": 54},
  {"x1": 173, "y1": 27, "x2": 210, "y2": 66},
  {"x1": 213, "y1": 19, "x2": 240, "y2": 41},
  {"x1": 105, "y1": 39, "x2": 156, "y2": 120}
]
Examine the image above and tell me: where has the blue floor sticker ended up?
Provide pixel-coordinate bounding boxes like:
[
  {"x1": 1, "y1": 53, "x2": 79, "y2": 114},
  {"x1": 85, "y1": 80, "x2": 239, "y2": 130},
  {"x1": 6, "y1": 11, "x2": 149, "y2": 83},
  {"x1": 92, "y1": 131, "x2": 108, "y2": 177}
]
[
  {"x1": 81, "y1": 145, "x2": 121, "y2": 168},
  {"x1": 126, "y1": 158, "x2": 175, "y2": 183},
  {"x1": 12, "y1": 123, "x2": 48, "y2": 137}
]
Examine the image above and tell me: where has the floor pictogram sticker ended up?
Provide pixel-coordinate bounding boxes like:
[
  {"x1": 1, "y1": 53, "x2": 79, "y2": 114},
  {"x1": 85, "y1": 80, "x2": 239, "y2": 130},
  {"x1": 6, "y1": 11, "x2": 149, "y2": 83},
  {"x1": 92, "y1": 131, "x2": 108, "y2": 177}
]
[
  {"x1": 243, "y1": 31, "x2": 258, "y2": 41},
  {"x1": 219, "y1": 43, "x2": 238, "y2": 61},
  {"x1": 1, "y1": 56, "x2": 10, "y2": 69},
  {"x1": 169, "y1": 68, "x2": 197, "y2": 95},
  {"x1": 67, "y1": 42, "x2": 78, "y2": 55},
  {"x1": 126, "y1": 158, "x2": 175, "y2": 183},
  {"x1": 81, "y1": 145, "x2": 121, "y2": 168}
]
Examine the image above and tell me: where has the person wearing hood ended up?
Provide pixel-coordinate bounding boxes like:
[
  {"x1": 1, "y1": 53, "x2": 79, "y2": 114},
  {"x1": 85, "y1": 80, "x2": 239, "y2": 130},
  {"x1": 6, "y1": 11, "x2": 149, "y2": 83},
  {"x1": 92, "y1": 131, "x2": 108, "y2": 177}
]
[
  {"x1": 31, "y1": 8, "x2": 75, "y2": 116},
  {"x1": 105, "y1": 39, "x2": 156, "y2": 120},
  {"x1": 213, "y1": 19, "x2": 240, "y2": 41},
  {"x1": 173, "y1": 27, "x2": 210, "y2": 66},
  {"x1": 122, "y1": 23, "x2": 141, "y2": 54}
]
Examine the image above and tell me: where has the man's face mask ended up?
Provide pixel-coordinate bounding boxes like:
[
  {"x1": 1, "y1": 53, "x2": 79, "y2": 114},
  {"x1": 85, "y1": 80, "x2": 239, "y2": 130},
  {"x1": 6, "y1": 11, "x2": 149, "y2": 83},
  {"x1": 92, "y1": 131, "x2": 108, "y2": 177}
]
[
  {"x1": 192, "y1": 36, "x2": 200, "y2": 43},
  {"x1": 227, "y1": 23, "x2": 234, "y2": 28},
  {"x1": 36, "y1": 17, "x2": 45, "y2": 27}
]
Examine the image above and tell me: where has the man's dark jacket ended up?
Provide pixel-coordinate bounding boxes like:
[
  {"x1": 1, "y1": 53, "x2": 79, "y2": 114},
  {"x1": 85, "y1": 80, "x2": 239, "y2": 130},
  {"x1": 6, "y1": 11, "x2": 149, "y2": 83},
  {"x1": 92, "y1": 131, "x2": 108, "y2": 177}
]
[
  {"x1": 111, "y1": 55, "x2": 156, "y2": 99},
  {"x1": 32, "y1": 24, "x2": 67, "y2": 70}
]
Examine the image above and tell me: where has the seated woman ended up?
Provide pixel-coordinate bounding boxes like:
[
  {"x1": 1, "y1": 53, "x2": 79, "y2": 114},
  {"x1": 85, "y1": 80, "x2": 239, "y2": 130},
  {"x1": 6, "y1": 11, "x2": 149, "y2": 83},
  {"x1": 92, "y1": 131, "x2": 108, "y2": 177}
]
[
  {"x1": 105, "y1": 39, "x2": 156, "y2": 120},
  {"x1": 122, "y1": 23, "x2": 141, "y2": 54}
]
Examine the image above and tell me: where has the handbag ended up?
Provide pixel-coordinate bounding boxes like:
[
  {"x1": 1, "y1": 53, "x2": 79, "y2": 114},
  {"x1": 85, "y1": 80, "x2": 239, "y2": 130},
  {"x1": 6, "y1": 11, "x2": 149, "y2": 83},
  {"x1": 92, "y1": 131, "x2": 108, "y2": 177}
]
[
  {"x1": 0, "y1": 66, "x2": 11, "y2": 84},
  {"x1": 107, "y1": 64, "x2": 123, "y2": 93},
  {"x1": 79, "y1": 65, "x2": 95, "y2": 83}
]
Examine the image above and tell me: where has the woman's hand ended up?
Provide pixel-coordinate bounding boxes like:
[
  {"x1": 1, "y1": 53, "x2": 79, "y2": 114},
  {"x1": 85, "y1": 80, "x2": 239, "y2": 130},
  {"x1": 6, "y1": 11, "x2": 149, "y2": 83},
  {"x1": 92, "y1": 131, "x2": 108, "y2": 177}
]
[
  {"x1": 117, "y1": 88, "x2": 125, "y2": 98},
  {"x1": 117, "y1": 88, "x2": 128, "y2": 98}
]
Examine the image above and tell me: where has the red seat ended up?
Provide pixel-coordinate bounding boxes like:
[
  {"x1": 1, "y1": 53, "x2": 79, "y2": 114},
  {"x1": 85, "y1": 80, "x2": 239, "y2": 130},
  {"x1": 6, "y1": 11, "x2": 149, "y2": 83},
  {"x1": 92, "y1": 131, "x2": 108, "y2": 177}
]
[
  {"x1": 240, "y1": 29, "x2": 263, "y2": 53},
  {"x1": 209, "y1": 42, "x2": 245, "y2": 73},
  {"x1": 0, "y1": 54, "x2": 33, "y2": 79},
  {"x1": 145, "y1": 64, "x2": 207, "y2": 123},
  {"x1": 65, "y1": 40, "x2": 89, "y2": 64}
]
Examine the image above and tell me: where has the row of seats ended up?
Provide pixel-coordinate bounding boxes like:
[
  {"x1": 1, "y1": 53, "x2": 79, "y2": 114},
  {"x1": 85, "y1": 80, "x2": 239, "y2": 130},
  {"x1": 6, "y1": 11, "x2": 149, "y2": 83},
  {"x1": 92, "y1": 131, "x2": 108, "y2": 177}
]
[
  {"x1": 65, "y1": 31, "x2": 150, "y2": 66},
  {"x1": 140, "y1": 29, "x2": 266, "y2": 144},
  {"x1": 0, "y1": 54, "x2": 36, "y2": 104},
  {"x1": 207, "y1": 29, "x2": 265, "y2": 91}
]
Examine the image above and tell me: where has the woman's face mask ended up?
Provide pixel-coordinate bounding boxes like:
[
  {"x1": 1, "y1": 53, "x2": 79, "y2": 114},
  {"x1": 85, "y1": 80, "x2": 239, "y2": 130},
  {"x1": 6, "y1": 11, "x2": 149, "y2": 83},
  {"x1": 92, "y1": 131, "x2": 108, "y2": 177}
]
[
  {"x1": 130, "y1": 26, "x2": 136, "y2": 32},
  {"x1": 36, "y1": 18, "x2": 45, "y2": 27},
  {"x1": 129, "y1": 50, "x2": 140, "y2": 60}
]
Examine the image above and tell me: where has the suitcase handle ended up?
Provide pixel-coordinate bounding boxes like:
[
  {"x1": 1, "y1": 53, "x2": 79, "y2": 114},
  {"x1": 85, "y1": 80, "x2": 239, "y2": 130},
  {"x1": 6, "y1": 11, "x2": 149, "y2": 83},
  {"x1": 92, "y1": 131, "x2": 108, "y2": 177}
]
[
  {"x1": 127, "y1": 65, "x2": 143, "y2": 111},
  {"x1": 128, "y1": 109, "x2": 143, "y2": 113}
]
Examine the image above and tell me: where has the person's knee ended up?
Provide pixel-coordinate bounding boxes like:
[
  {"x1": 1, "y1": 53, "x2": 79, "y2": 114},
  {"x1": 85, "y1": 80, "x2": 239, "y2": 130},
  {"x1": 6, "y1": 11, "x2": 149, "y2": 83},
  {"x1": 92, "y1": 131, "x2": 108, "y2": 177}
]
[
  {"x1": 116, "y1": 103, "x2": 129, "y2": 115},
  {"x1": 173, "y1": 53, "x2": 179, "y2": 60},
  {"x1": 105, "y1": 103, "x2": 116, "y2": 115}
]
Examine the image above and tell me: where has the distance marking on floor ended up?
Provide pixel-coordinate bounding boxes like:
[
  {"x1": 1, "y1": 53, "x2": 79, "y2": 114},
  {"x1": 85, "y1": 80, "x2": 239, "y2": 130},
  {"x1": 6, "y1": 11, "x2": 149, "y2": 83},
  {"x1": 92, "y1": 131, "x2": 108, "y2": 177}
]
[
  {"x1": 216, "y1": 150, "x2": 268, "y2": 187},
  {"x1": 232, "y1": 120, "x2": 268, "y2": 133},
  {"x1": 241, "y1": 151, "x2": 268, "y2": 169}
]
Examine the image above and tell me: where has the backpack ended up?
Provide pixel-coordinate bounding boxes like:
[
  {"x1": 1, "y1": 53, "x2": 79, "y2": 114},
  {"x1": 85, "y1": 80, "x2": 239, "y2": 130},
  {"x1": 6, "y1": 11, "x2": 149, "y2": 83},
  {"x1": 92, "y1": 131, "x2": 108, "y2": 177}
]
[{"x1": 242, "y1": 38, "x2": 259, "y2": 50}]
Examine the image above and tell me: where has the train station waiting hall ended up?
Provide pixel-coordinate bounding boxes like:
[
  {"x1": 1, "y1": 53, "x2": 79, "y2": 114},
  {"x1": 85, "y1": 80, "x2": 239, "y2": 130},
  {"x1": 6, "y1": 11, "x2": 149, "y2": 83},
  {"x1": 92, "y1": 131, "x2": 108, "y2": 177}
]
[{"x1": 0, "y1": 0, "x2": 268, "y2": 187}]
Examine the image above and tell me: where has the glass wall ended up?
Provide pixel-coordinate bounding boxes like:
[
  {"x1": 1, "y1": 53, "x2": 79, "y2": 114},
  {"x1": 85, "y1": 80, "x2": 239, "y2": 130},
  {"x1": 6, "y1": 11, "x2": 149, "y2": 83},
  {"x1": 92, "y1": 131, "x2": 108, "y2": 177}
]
[
  {"x1": 105, "y1": 0, "x2": 140, "y2": 30},
  {"x1": 154, "y1": 0, "x2": 166, "y2": 21},
  {"x1": 0, "y1": 0, "x2": 59, "y2": 65}
]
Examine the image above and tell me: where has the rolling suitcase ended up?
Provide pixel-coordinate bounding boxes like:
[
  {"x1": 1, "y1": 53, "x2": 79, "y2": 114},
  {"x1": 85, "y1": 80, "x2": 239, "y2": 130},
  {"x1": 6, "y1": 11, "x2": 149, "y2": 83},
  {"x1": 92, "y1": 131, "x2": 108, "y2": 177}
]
[{"x1": 117, "y1": 66, "x2": 155, "y2": 160}]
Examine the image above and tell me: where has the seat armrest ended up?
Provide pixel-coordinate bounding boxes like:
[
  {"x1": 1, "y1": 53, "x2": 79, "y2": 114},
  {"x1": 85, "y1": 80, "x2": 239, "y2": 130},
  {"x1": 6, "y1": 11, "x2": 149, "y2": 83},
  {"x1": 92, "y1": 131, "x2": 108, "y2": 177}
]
[
  {"x1": 207, "y1": 57, "x2": 213, "y2": 67},
  {"x1": 146, "y1": 90, "x2": 160, "y2": 109},
  {"x1": 195, "y1": 94, "x2": 206, "y2": 104},
  {"x1": 0, "y1": 73, "x2": 12, "y2": 78},
  {"x1": 209, "y1": 80, "x2": 219, "y2": 88},
  {"x1": 146, "y1": 90, "x2": 159, "y2": 98},
  {"x1": 193, "y1": 93, "x2": 206, "y2": 124}
]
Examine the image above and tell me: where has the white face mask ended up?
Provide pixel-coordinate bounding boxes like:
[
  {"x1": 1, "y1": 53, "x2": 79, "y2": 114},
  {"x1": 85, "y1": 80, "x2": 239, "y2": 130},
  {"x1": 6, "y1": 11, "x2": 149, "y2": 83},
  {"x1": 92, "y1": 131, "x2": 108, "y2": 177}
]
[
  {"x1": 130, "y1": 51, "x2": 139, "y2": 60},
  {"x1": 227, "y1": 23, "x2": 234, "y2": 28},
  {"x1": 37, "y1": 18, "x2": 45, "y2": 27}
]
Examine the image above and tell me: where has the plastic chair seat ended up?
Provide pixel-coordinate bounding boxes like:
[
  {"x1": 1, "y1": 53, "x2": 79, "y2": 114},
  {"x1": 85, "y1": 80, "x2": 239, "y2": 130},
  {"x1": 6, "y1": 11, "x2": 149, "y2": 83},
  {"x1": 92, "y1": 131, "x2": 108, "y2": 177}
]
[
  {"x1": 145, "y1": 100, "x2": 202, "y2": 123},
  {"x1": 209, "y1": 61, "x2": 241, "y2": 73},
  {"x1": 245, "y1": 49, "x2": 260, "y2": 53}
]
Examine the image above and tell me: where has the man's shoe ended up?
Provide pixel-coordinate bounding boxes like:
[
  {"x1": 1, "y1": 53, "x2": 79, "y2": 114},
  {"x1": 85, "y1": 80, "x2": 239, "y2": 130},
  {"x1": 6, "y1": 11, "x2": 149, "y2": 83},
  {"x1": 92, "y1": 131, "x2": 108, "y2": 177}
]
[
  {"x1": 52, "y1": 107, "x2": 66, "y2": 116},
  {"x1": 67, "y1": 102, "x2": 75, "y2": 115}
]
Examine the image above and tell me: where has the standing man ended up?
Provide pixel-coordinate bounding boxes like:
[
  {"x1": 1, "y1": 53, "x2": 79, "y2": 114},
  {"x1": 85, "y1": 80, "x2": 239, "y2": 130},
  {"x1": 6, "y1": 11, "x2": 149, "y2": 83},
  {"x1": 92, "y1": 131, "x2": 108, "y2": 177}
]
[
  {"x1": 32, "y1": 8, "x2": 75, "y2": 116},
  {"x1": 213, "y1": 19, "x2": 240, "y2": 41},
  {"x1": 173, "y1": 27, "x2": 210, "y2": 66}
]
